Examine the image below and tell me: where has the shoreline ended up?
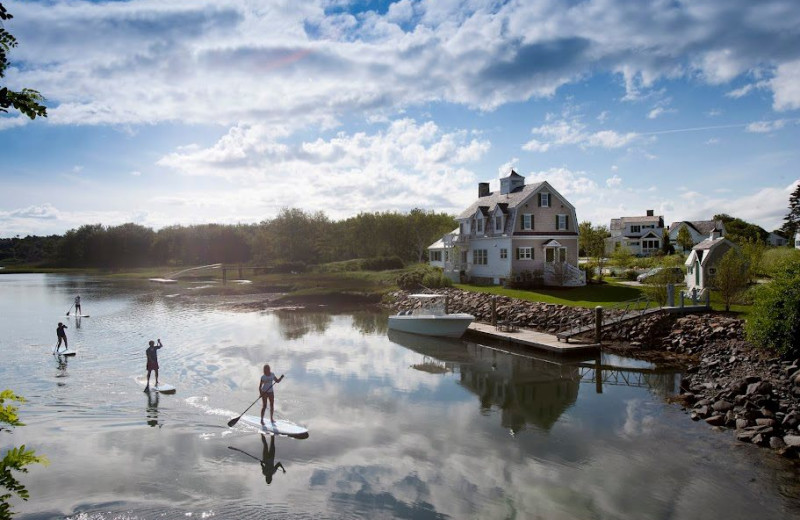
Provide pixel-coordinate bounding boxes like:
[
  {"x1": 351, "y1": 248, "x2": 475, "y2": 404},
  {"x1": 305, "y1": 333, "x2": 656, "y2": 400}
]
[{"x1": 387, "y1": 288, "x2": 800, "y2": 463}]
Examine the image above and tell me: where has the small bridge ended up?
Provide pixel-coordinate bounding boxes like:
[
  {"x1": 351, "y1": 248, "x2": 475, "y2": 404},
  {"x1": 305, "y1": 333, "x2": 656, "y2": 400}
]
[{"x1": 556, "y1": 296, "x2": 662, "y2": 342}]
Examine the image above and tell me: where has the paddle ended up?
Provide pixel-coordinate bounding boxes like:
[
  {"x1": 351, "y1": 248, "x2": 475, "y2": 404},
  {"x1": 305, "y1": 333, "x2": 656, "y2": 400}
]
[
  {"x1": 66, "y1": 303, "x2": 74, "y2": 316},
  {"x1": 227, "y1": 446, "x2": 261, "y2": 462},
  {"x1": 227, "y1": 381, "x2": 276, "y2": 427}
]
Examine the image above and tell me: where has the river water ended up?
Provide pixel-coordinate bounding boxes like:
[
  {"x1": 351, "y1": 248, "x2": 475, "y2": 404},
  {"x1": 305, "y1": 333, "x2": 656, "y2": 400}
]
[{"x1": 1, "y1": 273, "x2": 797, "y2": 519}]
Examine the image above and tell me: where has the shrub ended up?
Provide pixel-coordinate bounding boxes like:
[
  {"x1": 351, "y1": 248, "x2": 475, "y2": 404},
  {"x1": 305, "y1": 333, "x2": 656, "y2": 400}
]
[
  {"x1": 746, "y1": 258, "x2": 800, "y2": 358},
  {"x1": 272, "y1": 261, "x2": 307, "y2": 273},
  {"x1": 421, "y1": 272, "x2": 452, "y2": 289},
  {"x1": 505, "y1": 269, "x2": 544, "y2": 289},
  {"x1": 761, "y1": 247, "x2": 800, "y2": 277},
  {"x1": 361, "y1": 256, "x2": 404, "y2": 271},
  {"x1": 624, "y1": 269, "x2": 638, "y2": 281}
]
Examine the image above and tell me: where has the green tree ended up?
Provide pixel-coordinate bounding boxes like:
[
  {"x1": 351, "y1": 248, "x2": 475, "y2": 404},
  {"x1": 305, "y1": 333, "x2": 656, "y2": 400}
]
[
  {"x1": 781, "y1": 183, "x2": 800, "y2": 240},
  {"x1": 1, "y1": 389, "x2": 48, "y2": 518},
  {"x1": 578, "y1": 222, "x2": 609, "y2": 281},
  {"x1": 710, "y1": 248, "x2": 750, "y2": 312},
  {"x1": 714, "y1": 214, "x2": 767, "y2": 244},
  {"x1": 0, "y1": 4, "x2": 46, "y2": 119},
  {"x1": 746, "y1": 258, "x2": 800, "y2": 357},
  {"x1": 740, "y1": 237, "x2": 765, "y2": 281},
  {"x1": 676, "y1": 226, "x2": 694, "y2": 253}
]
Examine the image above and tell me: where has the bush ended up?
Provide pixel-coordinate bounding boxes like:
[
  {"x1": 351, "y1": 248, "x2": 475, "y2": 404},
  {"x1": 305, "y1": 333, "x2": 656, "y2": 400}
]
[
  {"x1": 272, "y1": 261, "x2": 307, "y2": 273},
  {"x1": 361, "y1": 256, "x2": 404, "y2": 271},
  {"x1": 746, "y1": 258, "x2": 800, "y2": 357},
  {"x1": 421, "y1": 272, "x2": 452, "y2": 289},
  {"x1": 396, "y1": 265, "x2": 448, "y2": 290},
  {"x1": 505, "y1": 269, "x2": 544, "y2": 290},
  {"x1": 624, "y1": 269, "x2": 638, "y2": 281},
  {"x1": 761, "y1": 247, "x2": 800, "y2": 277}
]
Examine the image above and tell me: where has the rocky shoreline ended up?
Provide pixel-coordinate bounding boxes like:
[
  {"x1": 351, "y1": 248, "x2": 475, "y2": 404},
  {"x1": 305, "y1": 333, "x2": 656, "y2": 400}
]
[{"x1": 387, "y1": 288, "x2": 800, "y2": 459}]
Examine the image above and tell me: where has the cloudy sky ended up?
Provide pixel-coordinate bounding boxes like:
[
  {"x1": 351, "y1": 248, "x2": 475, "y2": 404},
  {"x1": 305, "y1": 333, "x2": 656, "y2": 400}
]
[{"x1": 1, "y1": 0, "x2": 799, "y2": 238}]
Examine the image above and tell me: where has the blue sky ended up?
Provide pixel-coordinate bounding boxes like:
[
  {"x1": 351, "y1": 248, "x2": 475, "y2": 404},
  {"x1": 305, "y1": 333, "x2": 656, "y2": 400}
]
[{"x1": 1, "y1": 0, "x2": 799, "y2": 238}]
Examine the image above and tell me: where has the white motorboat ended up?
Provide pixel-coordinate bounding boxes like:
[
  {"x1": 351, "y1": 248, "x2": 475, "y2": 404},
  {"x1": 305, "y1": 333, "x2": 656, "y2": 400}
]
[{"x1": 388, "y1": 294, "x2": 475, "y2": 338}]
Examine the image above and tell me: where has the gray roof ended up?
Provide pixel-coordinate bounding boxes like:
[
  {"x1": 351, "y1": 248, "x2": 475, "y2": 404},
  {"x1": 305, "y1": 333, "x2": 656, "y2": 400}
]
[
  {"x1": 669, "y1": 220, "x2": 722, "y2": 234},
  {"x1": 457, "y1": 182, "x2": 545, "y2": 220}
]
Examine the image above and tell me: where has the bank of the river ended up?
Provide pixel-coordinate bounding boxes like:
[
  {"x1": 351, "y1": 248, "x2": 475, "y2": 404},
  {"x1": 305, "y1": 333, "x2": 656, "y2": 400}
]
[{"x1": 387, "y1": 288, "x2": 800, "y2": 462}]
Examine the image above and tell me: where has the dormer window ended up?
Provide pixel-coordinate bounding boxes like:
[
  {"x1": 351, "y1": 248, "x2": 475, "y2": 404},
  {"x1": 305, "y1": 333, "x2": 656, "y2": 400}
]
[
  {"x1": 494, "y1": 215, "x2": 503, "y2": 232},
  {"x1": 476, "y1": 217, "x2": 484, "y2": 234},
  {"x1": 539, "y1": 193, "x2": 550, "y2": 207},
  {"x1": 631, "y1": 225, "x2": 641, "y2": 233}
]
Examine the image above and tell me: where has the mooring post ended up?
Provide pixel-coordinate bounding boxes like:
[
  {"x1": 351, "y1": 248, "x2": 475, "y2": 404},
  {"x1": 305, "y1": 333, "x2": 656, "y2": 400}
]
[
  {"x1": 491, "y1": 296, "x2": 497, "y2": 326},
  {"x1": 238, "y1": 264, "x2": 243, "y2": 278},
  {"x1": 666, "y1": 283, "x2": 674, "y2": 307},
  {"x1": 595, "y1": 356, "x2": 603, "y2": 394},
  {"x1": 705, "y1": 290, "x2": 711, "y2": 308},
  {"x1": 594, "y1": 306, "x2": 603, "y2": 344},
  {"x1": 444, "y1": 295, "x2": 449, "y2": 315},
  {"x1": 222, "y1": 267, "x2": 227, "y2": 285}
]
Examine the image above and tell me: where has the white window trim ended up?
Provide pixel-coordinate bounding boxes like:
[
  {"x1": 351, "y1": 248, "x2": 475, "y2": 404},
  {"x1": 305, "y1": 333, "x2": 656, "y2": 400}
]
[
  {"x1": 556, "y1": 214, "x2": 568, "y2": 231},
  {"x1": 518, "y1": 247, "x2": 532, "y2": 260},
  {"x1": 541, "y1": 193, "x2": 550, "y2": 207},
  {"x1": 494, "y1": 215, "x2": 503, "y2": 232},
  {"x1": 522, "y1": 213, "x2": 533, "y2": 230},
  {"x1": 500, "y1": 248, "x2": 508, "y2": 259}
]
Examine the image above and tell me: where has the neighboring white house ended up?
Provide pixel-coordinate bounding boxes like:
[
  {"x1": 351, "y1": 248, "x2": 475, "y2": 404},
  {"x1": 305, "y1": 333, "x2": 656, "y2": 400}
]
[
  {"x1": 685, "y1": 231, "x2": 740, "y2": 293},
  {"x1": 766, "y1": 232, "x2": 788, "y2": 247},
  {"x1": 605, "y1": 210, "x2": 665, "y2": 256},
  {"x1": 428, "y1": 170, "x2": 585, "y2": 286},
  {"x1": 668, "y1": 220, "x2": 726, "y2": 253},
  {"x1": 795, "y1": 232, "x2": 800, "y2": 250}
]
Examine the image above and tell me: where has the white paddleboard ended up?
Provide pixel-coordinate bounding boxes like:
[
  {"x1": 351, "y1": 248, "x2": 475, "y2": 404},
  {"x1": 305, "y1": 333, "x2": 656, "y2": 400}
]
[
  {"x1": 54, "y1": 349, "x2": 76, "y2": 356},
  {"x1": 68, "y1": 314, "x2": 90, "y2": 318},
  {"x1": 137, "y1": 378, "x2": 176, "y2": 394},
  {"x1": 239, "y1": 414, "x2": 308, "y2": 436}
]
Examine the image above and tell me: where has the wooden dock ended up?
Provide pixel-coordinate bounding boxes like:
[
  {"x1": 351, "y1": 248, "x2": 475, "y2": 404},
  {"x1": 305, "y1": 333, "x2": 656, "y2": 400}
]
[{"x1": 466, "y1": 322, "x2": 600, "y2": 355}]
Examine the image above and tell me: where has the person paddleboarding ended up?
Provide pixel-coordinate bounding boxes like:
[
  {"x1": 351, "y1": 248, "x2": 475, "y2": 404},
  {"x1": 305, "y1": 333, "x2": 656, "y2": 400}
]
[
  {"x1": 55, "y1": 322, "x2": 68, "y2": 352},
  {"x1": 144, "y1": 339, "x2": 163, "y2": 391},
  {"x1": 259, "y1": 364, "x2": 284, "y2": 425},
  {"x1": 74, "y1": 295, "x2": 81, "y2": 315}
]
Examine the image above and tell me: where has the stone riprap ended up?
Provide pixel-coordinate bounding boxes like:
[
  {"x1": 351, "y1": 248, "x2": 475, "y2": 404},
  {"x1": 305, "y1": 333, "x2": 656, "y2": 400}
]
[{"x1": 386, "y1": 289, "x2": 800, "y2": 458}]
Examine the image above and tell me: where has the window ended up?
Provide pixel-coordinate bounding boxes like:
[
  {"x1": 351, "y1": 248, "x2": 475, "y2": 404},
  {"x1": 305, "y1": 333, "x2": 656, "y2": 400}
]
[
  {"x1": 522, "y1": 213, "x2": 533, "y2": 230},
  {"x1": 642, "y1": 239, "x2": 659, "y2": 250},
  {"x1": 517, "y1": 247, "x2": 532, "y2": 260},
  {"x1": 495, "y1": 215, "x2": 503, "y2": 232},
  {"x1": 556, "y1": 214, "x2": 568, "y2": 230},
  {"x1": 473, "y1": 249, "x2": 487, "y2": 265},
  {"x1": 430, "y1": 251, "x2": 442, "y2": 262},
  {"x1": 539, "y1": 193, "x2": 550, "y2": 207},
  {"x1": 545, "y1": 247, "x2": 567, "y2": 262},
  {"x1": 630, "y1": 225, "x2": 641, "y2": 233},
  {"x1": 500, "y1": 248, "x2": 508, "y2": 259}
]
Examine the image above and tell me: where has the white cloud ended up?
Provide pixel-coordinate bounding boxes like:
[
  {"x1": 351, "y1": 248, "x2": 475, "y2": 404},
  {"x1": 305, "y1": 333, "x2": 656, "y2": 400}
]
[
  {"x1": 746, "y1": 119, "x2": 787, "y2": 133},
  {"x1": 526, "y1": 117, "x2": 639, "y2": 152},
  {"x1": 156, "y1": 118, "x2": 490, "y2": 219},
  {"x1": 606, "y1": 175, "x2": 622, "y2": 187},
  {"x1": 771, "y1": 60, "x2": 800, "y2": 111}
]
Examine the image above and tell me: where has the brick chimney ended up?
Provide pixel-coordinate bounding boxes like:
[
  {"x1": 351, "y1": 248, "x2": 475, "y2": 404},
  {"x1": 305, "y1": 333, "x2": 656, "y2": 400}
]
[
  {"x1": 646, "y1": 209, "x2": 654, "y2": 217},
  {"x1": 478, "y1": 182, "x2": 490, "y2": 197}
]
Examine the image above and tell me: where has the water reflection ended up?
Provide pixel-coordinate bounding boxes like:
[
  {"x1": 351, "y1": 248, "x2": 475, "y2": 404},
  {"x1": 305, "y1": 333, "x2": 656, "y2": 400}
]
[
  {"x1": 146, "y1": 391, "x2": 161, "y2": 427},
  {"x1": 54, "y1": 353, "x2": 69, "y2": 383},
  {"x1": 74, "y1": 315, "x2": 82, "y2": 329},
  {"x1": 388, "y1": 330, "x2": 682, "y2": 434},
  {"x1": 274, "y1": 310, "x2": 332, "y2": 340},
  {"x1": 229, "y1": 436, "x2": 286, "y2": 485}
]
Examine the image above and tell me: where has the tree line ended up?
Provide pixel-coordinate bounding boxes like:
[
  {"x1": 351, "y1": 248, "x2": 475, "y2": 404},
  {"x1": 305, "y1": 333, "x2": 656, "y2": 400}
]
[{"x1": 0, "y1": 208, "x2": 457, "y2": 269}]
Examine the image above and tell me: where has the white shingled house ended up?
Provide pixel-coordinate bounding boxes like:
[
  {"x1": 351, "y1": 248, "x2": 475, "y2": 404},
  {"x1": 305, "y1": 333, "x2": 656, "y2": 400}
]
[{"x1": 428, "y1": 170, "x2": 585, "y2": 287}]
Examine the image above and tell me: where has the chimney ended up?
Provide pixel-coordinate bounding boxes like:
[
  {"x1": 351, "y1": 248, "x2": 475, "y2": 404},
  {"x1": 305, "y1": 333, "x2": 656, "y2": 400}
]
[
  {"x1": 646, "y1": 209, "x2": 654, "y2": 217},
  {"x1": 478, "y1": 182, "x2": 490, "y2": 197}
]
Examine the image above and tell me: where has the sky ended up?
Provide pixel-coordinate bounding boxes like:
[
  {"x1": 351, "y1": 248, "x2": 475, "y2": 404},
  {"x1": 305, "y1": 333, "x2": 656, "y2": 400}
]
[{"x1": 1, "y1": 0, "x2": 799, "y2": 238}]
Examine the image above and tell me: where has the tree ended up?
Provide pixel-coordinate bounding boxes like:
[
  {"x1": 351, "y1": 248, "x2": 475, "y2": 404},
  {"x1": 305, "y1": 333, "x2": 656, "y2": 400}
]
[
  {"x1": 781, "y1": 183, "x2": 800, "y2": 240},
  {"x1": 740, "y1": 237, "x2": 765, "y2": 281},
  {"x1": 0, "y1": 3, "x2": 47, "y2": 119},
  {"x1": 676, "y1": 226, "x2": 694, "y2": 253},
  {"x1": 713, "y1": 214, "x2": 767, "y2": 244},
  {"x1": 710, "y1": 248, "x2": 750, "y2": 312},
  {"x1": 746, "y1": 257, "x2": 800, "y2": 357},
  {"x1": 578, "y1": 221, "x2": 609, "y2": 281},
  {"x1": 1, "y1": 389, "x2": 48, "y2": 518}
]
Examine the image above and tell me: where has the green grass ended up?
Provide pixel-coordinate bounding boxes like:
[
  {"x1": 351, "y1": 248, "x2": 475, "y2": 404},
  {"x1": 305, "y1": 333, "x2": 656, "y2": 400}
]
[{"x1": 454, "y1": 281, "x2": 645, "y2": 307}]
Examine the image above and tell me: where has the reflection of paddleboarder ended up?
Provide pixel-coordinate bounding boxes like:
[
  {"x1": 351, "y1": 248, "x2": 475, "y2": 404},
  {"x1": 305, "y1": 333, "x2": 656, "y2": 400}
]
[{"x1": 260, "y1": 435, "x2": 285, "y2": 485}]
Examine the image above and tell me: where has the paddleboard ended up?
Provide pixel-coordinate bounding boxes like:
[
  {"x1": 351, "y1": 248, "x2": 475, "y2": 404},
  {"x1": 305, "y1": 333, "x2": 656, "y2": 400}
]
[
  {"x1": 68, "y1": 314, "x2": 90, "y2": 318},
  {"x1": 239, "y1": 414, "x2": 308, "y2": 436},
  {"x1": 145, "y1": 383, "x2": 176, "y2": 394},
  {"x1": 54, "y1": 349, "x2": 76, "y2": 356}
]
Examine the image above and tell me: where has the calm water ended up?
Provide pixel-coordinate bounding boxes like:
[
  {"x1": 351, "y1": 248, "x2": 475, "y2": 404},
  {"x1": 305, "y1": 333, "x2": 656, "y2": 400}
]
[{"x1": 1, "y1": 273, "x2": 798, "y2": 519}]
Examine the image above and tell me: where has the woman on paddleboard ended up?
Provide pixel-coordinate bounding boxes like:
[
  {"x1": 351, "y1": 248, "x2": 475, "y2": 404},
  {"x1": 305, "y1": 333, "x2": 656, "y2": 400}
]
[
  {"x1": 145, "y1": 339, "x2": 162, "y2": 391},
  {"x1": 259, "y1": 364, "x2": 284, "y2": 425},
  {"x1": 74, "y1": 295, "x2": 81, "y2": 315},
  {"x1": 56, "y1": 322, "x2": 68, "y2": 352}
]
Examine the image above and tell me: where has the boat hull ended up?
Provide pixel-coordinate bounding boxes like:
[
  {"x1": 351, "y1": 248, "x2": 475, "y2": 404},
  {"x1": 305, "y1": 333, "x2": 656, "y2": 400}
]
[{"x1": 387, "y1": 313, "x2": 474, "y2": 338}]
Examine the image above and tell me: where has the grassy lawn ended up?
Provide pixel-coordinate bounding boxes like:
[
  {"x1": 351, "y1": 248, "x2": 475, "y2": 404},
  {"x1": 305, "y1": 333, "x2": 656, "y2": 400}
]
[{"x1": 454, "y1": 281, "x2": 645, "y2": 307}]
